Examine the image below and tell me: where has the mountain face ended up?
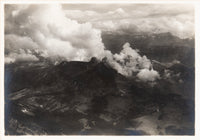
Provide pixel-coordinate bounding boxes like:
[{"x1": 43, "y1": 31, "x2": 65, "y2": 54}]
[
  {"x1": 102, "y1": 32, "x2": 194, "y2": 67},
  {"x1": 5, "y1": 57, "x2": 194, "y2": 135}
]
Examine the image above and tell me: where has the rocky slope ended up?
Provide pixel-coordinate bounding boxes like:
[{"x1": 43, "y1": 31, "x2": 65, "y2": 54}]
[{"x1": 5, "y1": 58, "x2": 194, "y2": 135}]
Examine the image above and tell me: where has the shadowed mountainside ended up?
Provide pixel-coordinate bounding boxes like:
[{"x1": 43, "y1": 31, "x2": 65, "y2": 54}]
[{"x1": 5, "y1": 57, "x2": 194, "y2": 135}]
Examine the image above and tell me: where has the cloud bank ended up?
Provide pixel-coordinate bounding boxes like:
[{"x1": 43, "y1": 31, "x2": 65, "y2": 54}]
[
  {"x1": 64, "y1": 4, "x2": 194, "y2": 38},
  {"x1": 5, "y1": 4, "x2": 105, "y2": 63}
]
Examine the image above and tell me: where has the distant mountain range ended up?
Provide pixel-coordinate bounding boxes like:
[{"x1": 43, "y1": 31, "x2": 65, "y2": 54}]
[{"x1": 102, "y1": 32, "x2": 194, "y2": 67}]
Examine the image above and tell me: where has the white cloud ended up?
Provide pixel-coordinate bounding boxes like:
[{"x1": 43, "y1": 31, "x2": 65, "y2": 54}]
[
  {"x1": 5, "y1": 52, "x2": 39, "y2": 64},
  {"x1": 137, "y1": 69, "x2": 160, "y2": 82},
  {"x1": 63, "y1": 4, "x2": 194, "y2": 38},
  {"x1": 5, "y1": 4, "x2": 106, "y2": 63},
  {"x1": 106, "y1": 43, "x2": 155, "y2": 77},
  {"x1": 5, "y1": 34, "x2": 39, "y2": 53}
]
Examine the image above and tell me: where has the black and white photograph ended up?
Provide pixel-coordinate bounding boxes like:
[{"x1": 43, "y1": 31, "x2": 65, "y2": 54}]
[{"x1": 1, "y1": 0, "x2": 198, "y2": 136}]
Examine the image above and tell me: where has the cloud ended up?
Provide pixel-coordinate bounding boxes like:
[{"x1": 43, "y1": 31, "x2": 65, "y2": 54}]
[
  {"x1": 5, "y1": 34, "x2": 39, "y2": 53},
  {"x1": 137, "y1": 69, "x2": 160, "y2": 82},
  {"x1": 64, "y1": 9, "x2": 99, "y2": 23},
  {"x1": 63, "y1": 4, "x2": 194, "y2": 38},
  {"x1": 103, "y1": 42, "x2": 160, "y2": 82},
  {"x1": 106, "y1": 43, "x2": 155, "y2": 77},
  {"x1": 5, "y1": 52, "x2": 39, "y2": 64},
  {"x1": 92, "y1": 15, "x2": 194, "y2": 38},
  {"x1": 5, "y1": 4, "x2": 105, "y2": 63}
]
